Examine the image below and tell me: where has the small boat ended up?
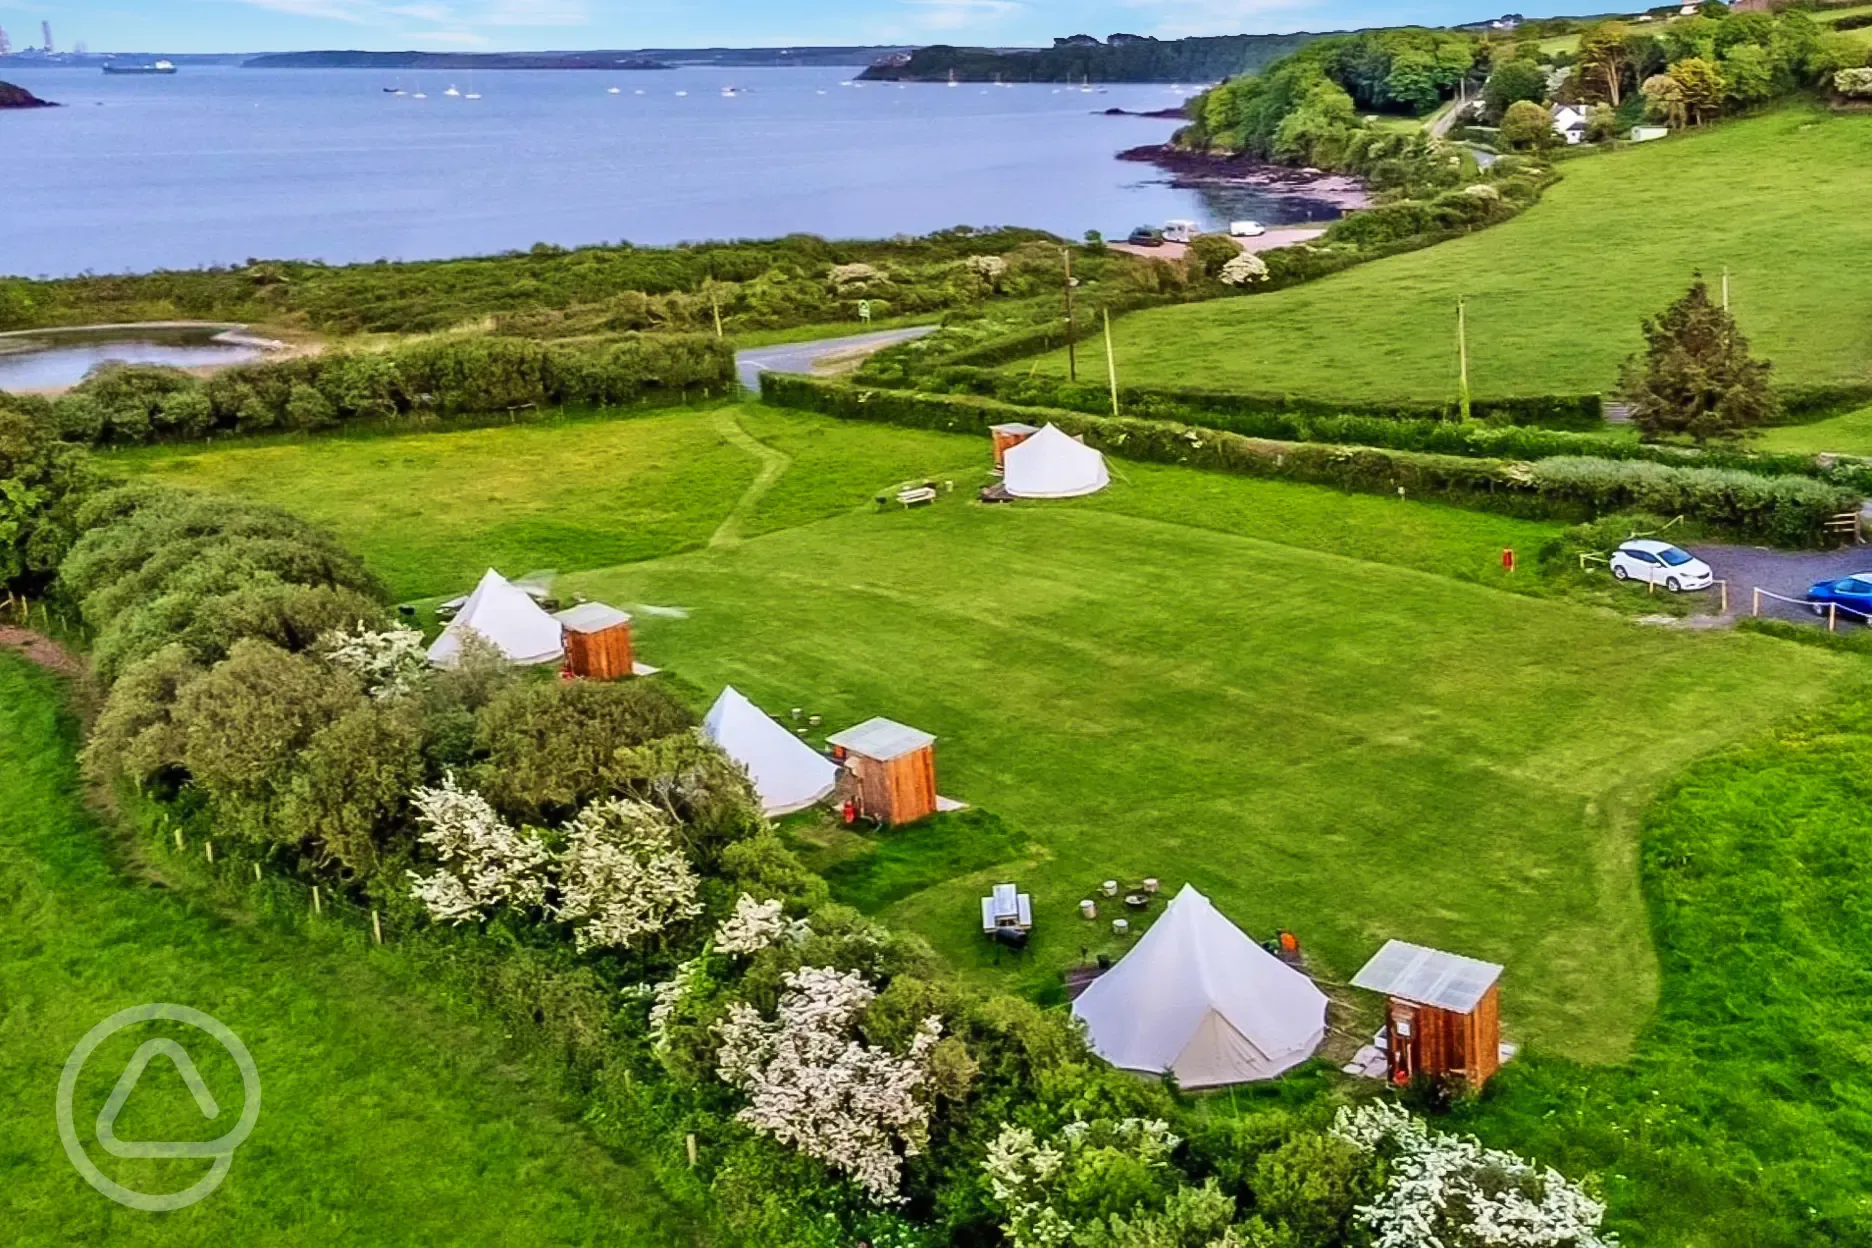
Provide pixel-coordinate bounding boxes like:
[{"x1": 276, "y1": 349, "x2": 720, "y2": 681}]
[
  {"x1": 412, "y1": 91, "x2": 428, "y2": 99},
  {"x1": 608, "y1": 86, "x2": 622, "y2": 94},
  {"x1": 948, "y1": 69, "x2": 959, "y2": 87},
  {"x1": 464, "y1": 92, "x2": 482, "y2": 100},
  {"x1": 721, "y1": 85, "x2": 739, "y2": 97},
  {"x1": 103, "y1": 59, "x2": 177, "y2": 75},
  {"x1": 443, "y1": 85, "x2": 461, "y2": 97},
  {"x1": 675, "y1": 90, "x2": 688, "y2": 97},
  {"x1": 383, "y1": 86, "x2": 405, "y2": 94}
]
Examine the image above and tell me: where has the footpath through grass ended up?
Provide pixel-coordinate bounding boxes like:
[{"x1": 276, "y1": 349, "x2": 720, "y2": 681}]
[
  {"x1": 1032, "y1": 109, "x2": 1872, "y2": 401},
  {"x1": 0, "y1": 658, "x2": 696, "y2": 1248}
]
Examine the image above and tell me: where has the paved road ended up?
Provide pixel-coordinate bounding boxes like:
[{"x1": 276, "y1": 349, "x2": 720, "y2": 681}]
[{"x1": 735, "y1": 326, "x2": 940, "y2": 392}]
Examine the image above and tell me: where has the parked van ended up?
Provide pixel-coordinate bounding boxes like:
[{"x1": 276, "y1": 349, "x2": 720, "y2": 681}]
[{"x1": 1162, "y1": 219, "x2": 1201, "y2": 244}]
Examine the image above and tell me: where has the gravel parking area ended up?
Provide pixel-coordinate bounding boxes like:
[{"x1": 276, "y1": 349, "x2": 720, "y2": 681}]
[{"x1": 1685, "y1": 542, "x2": 1872, "y2": 625}]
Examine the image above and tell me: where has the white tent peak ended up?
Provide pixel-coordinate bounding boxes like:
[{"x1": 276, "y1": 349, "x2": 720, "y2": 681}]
[
  {"x1": 427, "y1": 568, "x2": 566, "y2": 669},
  {"x1": 1071, "y1": 884, "x2": 1326, "y2": 1087},
  {"x1": 703, "y1": 686, "x2": 839, "y2": 817},
  {"x1": 1003, "y1": 423, "x2": 1110, "y2": 499}
]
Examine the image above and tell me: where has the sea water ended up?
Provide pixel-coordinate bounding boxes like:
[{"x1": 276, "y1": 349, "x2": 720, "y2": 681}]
[{"x1": 0, "y1": 65, "x2": 1344, "y2": 277}]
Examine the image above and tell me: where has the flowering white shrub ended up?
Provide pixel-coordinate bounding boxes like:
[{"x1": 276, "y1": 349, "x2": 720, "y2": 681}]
[
  {"x1": 715, "y1": 894, "x2": 788, "y2": 955},
  {"x1": 1219, "y1": 252, "x2": 1269, "y2": 286},
  {"x1": 1462, "y1": 183, "x2": 1502, "y2": 201},
  {"x1": 1330, "y1": 1102, "x2": 1616, "y2": 1248},
  {"x1": 716, "y1": 966, "x2": 943, "y2": 1202},
  {"x1": 982, "y1": 1117, "x2": 1182, "y2": 1248},
  {"x1": 320, "y1": 623, "x2": 428, "y2": 701},
  {"x1": 968, "y1": 254, "x2": 1010, "y2": 283},
  {"x1": 1837, "y1": 67, "x2": 1872, "y2": 99},
  {"x1": 650, "y1": 955, "x2": 708, "y2": 1051},
  {"x1": 406, "y1": 775, "x2": 551, "y2": 923},
  {"x1": 554, "y1": 798, "x2": 702, "y2": 952}
]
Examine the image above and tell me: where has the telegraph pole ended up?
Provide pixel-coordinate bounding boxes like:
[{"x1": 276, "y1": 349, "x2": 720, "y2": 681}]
[
  {"x1": 1457, "y1": 296, "x2": 1472, "y2": 422},
  {"x1": 1063, "y1": 247, "x2": 1078, "y2": 383}
]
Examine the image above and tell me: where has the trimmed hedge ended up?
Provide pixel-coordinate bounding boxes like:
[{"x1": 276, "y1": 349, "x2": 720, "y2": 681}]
[
  {"x1": 762, "y1": 373, "x2": 1860, "y2": 547},
  {"x1": 909, "y1": 366, "x2": 1872, "y2": 490},
  {"x1": 42, "y1": 332, "x2": 738, "y2": 447}
]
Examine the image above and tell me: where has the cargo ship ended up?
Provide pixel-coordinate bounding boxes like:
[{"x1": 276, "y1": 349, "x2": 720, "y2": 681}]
[{"x1": 102, "y1": 60, "x2": 178, "y2": 75}]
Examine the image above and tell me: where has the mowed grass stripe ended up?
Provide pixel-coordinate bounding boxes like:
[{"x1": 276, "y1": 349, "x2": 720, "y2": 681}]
[
  {"x1": 1032, "y1": 109, "x2": 1872, "y2": 401},
  {"x1": 0, "y1": 658, "x2": 696, "y2": 1248},
  {"x1": 567, "y1": 499, "x2": 1846, "y2": 1063}
]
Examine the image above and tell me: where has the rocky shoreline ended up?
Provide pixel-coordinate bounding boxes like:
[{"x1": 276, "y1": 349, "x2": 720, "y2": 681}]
[
  {"x1": 0, "y1": 81, "x2": 56, "y2": 109},
  {"x1": 1118, "y1": 143, "x2": 1370, "y2": 210},
  {"x1": 1101, "y1": 106, "x2": 1190, "y2": 120}
]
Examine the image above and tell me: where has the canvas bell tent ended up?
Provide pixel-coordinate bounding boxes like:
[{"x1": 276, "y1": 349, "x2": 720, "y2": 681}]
[
  {"x1": 1072, "y1": 885, "x2": 1327, "y2": 1087},
  {"x1": 703, "y1": 687, "x2": 839, "y2": 817},
  {"x1": 427, "y1": 569, "x2": 566, "y2": 669},
  {"x1": 1002, "y1": 424, "x2": 1110, "y2": 499}
]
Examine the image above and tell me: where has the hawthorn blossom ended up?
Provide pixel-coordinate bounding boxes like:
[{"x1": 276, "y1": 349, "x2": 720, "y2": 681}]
[
  {"x1": 714, "y1": 895, "x2": 788, "y2": 955},
  {"x1": 649, "y1": 955, "x2": 708, "y2": 1052},
  {"x1": 553, "y1": 798, "x2": 702, "y2": 952},
  {"x1": 320, "y1": 623, "x2": 428, "y2": 701},
  {"x1": 716, "y1": 966, "x2": 942, "y2": 1202},
  {"x1": 406, "y1": 775, "x2": 551, "y2": 923},
  {"x1": 1330, "y1": 1102, "x2": 1616, "y2": 1248},
  {"x1": 1219, "y1": 252, "x2": 1269, "y2": 287}
]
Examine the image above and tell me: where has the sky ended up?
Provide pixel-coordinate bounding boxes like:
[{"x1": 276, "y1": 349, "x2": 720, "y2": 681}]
[{"x1": 0, "y1": 0, "x2": 1493, "y2": 54}]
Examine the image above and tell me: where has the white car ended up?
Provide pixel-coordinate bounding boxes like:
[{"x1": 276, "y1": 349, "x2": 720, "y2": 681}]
[
  {"x1": 1229, "y1": 220, "x2": 1266, "y2": 237},
  {"x1": 1609, "y1": 539, "x2": 1715, "y2": 592}
]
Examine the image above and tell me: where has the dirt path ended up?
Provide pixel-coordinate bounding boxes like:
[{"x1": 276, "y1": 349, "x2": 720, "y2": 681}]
[{"x1": 0, "y1": 625, "x2": 85, "y2": 678}]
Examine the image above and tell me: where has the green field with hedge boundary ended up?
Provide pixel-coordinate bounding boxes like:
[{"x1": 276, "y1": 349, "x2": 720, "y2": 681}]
[{"x1": 761, "y1": 373, "x2": 1861, "y2": 546}]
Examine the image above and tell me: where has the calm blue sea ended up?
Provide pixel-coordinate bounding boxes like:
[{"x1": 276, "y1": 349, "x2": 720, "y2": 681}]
[{"x1": 0, "y1": 65, "x2": 1341, "y2": 278}]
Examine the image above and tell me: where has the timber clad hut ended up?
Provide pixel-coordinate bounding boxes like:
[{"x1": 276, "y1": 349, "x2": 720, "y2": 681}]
[
  {"x1": 554, "y1": 603, "x2": 635, "y2": 680},
  {"x1": 1351, "y1": 940, "x2": 1504, "y2": 1090},
  {"x1": 990, "y1": 422, "x2": 1041, "y2": 469},
  {"x1": 826, "y1": 717, "x2": 938, "y2": 826}
]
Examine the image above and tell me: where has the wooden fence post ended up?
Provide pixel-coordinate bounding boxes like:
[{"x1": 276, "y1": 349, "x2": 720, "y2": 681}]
[
  {"x1": 1830, "y1": 603, "x2": 1839, "y2": 633},
  {"x1": 686, "y1": 1134, "x2": 698, "y2": 1167},
  {"x1": 253, "y1": 863, "x2": 263, "y2": 883},
  {"x1": 174, "y1": 827, "x2": 185, "y2": 852},
  {"x1": 1720, "y1": 580, "x2": 1729, "y2": 614},
  {"x1": 371, "y1": 910, "x2": 384, "y2": 945},
  {"x1": 204, "y1": 840, "x2": 214, "y2": 865},
  {"x1": 1752, "y1": 587, "x2": 1761, "y2": 617}
]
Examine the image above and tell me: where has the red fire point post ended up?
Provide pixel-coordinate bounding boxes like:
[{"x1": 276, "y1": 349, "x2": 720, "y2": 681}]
[{"x1": 1501, "y1": 548, "x2": 1515, "y2": 573}]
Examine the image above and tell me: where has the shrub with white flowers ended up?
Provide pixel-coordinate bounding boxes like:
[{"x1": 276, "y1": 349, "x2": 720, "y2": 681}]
[
  {"x1": 649, "y1": 954, "x2": 709, "y2": 1051},
  {"x1": 554, "y1": 798, "x2": 703, "y2": 952},
  {"x1": 714, "y1": 894, "x2": 788, "y2": 955},
  {"x1": 1837, "y1": 67, "x2": 1872, "y2": 98},
  {"x1": 319, "y1": 623, "x2": 428, "y2": 701},
  {"x1": 1330, "y1": 1102, "x2": 1616, "y2": 1248},
  {"x1": 982, "y1": 1117, "x2": 1183, "y2": 1248},
  {"x1": 406, "y1": 775, "x2": 552, "y2": 923},
  {"x1": 1219, "y1": 252, "x2": 1270, "y2": 287},
  {"x1": 716, "y1": 965, "x2": 943, "y2": 1203}
]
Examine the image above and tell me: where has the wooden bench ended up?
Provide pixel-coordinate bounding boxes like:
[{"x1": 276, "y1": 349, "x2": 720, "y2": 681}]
[{"x1": 897, "y1": 486, "x2": 938, "y2": 508}]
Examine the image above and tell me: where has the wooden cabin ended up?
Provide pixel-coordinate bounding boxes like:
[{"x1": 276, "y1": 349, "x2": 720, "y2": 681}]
[
  {"x1": 1351, "y1": 940, "x2": 1504, "y2": 1090},
  {"x1": 990, "y1": 422, "x2": 1041, "y2": 470},
  {"x1": 826, "y1": 717, "x2": 938, "y2": 826},
  {"x1": 554, "y1": 603, "x2": 634, "y2": 681}
]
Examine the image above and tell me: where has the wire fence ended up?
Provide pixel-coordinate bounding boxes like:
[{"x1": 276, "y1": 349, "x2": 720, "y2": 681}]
[{"x1": 1749, "y1": 585, "x2": 1872, "y2": 631}]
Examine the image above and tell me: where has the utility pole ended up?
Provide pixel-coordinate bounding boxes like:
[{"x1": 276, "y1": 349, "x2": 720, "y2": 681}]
[
  {"x1": 1103, "y1": 309, "x2": 1120, "y2": 416},
  {"x1": 1457, "y1": 296, "x2": 1472, "y2": 422},
  {"x1": 1062, "y1": 247, "x2": 1078, "y2": 383},
  {"x1": 1721, "y1": 265, "x2": 1730, "y2": 312}
]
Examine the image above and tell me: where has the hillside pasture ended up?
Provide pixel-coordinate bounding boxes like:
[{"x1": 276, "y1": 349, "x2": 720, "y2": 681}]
[{"x1": 1029, "y1": 110, "x2": 1872, "y2": 402}]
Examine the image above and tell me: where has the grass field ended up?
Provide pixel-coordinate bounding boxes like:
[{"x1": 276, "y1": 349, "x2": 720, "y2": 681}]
[
  {"x1": 108, "y1": 407, "x2": 1855, "y2": 1062},
  {"x1": 1032, "y1": 109, "x2": 1872, "y2": 401},
  {"x1": 1756, "y1": 402, "x2": 1872, "y2": 455},
  {"x1": 0, "y1": 658, "x2": 694, "y2": 1247}
]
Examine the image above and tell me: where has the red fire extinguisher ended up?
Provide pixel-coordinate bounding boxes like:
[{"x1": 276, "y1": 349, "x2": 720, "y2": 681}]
[{"x1": 841, "y1": 799, "x2": 858, "y2": 826}]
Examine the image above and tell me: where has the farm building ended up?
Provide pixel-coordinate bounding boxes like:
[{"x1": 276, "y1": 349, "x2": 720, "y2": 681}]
[
  {"x1": 555, "y1": 602, "x2": 634, "y2": 680},
  {"x1": 703, "y1": 686, "x2": 839, "y2": 817},
  {"x1": 826, "y1": 716, "x2": 939, "y2": 826},
  {"x1": 990, "y1": 422, "x2": 1040, "y2": 468},
  {"x1": 1073, "y1": 885, "x2": 1327, "y2": 1087},
  {"x1": 1351, "y1": 939, "x2": 1505, "y2": 1089},
  {"x1": 1002, "y1": 424, "x2": 1111, "y2": 499},
  {"x1": 427, "y1": 569, "x2": 565, "y2": 669}
]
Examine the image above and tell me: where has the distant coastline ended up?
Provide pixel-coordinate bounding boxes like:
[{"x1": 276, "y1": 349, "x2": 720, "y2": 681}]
[{"x1": 245, "y1": 51, "x2": 675, "y2": 71}]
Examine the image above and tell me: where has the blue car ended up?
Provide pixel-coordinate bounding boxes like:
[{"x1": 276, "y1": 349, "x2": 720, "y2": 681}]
[{"x1": 1805, "y1": 573, "x2": 1872, "y2": 622}]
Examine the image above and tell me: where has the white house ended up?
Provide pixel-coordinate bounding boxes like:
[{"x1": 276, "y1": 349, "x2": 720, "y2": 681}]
[{"x1": 1551, "y1": 103, "x2": 1591, "y2": 145}]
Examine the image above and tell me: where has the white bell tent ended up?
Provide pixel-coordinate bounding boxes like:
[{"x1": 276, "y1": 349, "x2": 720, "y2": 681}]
[
  {"x1": 1002, "y1": 424, "x2": 1110, "y2": 499},
  {"x1": 703, "y1": 686, "x2": 839, "y2": 816},
  {"x1": 427, "y1": 569, "x2": 566, "y2": 669},
  {"x1": 1072, "y1": 885, "x2": 1327, "y2": 1087}
]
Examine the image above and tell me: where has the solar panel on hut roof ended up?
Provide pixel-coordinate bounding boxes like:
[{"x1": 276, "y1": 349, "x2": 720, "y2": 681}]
[{"x1": 1350, "y1": 940, "x2": 1503, "y2": 1014}]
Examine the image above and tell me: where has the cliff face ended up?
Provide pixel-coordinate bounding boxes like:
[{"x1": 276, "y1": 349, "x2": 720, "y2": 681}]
[{"x1": 0, "y1": 81, "x2": 56, "y2": 109}]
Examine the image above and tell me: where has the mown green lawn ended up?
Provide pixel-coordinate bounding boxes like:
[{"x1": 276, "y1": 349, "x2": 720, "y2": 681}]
[
  {"x1": 1756, "y1": 403, "x2": 1872, "y2": 455},
  {"x1": 568, "y1": 485, "x2": 1843, "y2": 1063},
  {"x1": 107, "y1": 407, "x2": 1852, "y2": 1064},
  {"x1": 0, "y1": 658, "x2": 696, "y2": 1248},
  {"x1": 1032, "y1": 109, "x2": 1872, "y2": 401}
]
